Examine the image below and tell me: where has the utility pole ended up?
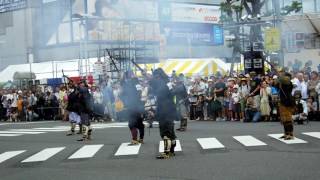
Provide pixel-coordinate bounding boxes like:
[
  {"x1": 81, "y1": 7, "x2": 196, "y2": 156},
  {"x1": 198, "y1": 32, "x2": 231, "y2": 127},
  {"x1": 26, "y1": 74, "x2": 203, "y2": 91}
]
[{"x1": 272, "y1": 0, "x2": 284, "y2": 67}]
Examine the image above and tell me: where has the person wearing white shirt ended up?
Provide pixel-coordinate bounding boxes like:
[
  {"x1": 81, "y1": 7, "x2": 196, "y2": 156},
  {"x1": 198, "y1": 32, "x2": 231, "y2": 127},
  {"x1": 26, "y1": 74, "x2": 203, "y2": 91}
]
[
  {"x1": 10, "y1": 91, "x2": 18, "y2": 108},
  {"x1": 231, "y1": 84, "x2": 241, "y2": 121},
  {"x1": 93, "y1": 87, "x2": 104, "y2": 119},
  {"x1": 292, "y1": 73, "x2": 308, "y2": 100}
]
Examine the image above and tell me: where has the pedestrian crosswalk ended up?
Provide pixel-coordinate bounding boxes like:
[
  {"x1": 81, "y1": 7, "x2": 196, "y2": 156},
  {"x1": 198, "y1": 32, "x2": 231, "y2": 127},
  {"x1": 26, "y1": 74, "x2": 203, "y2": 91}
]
[
  {"x1": 302, "y1": 132, "x2": 320, "y2": 140},
  {"x1": 268, "y1": 134, "x2": 308, "y2": 144},
  {"x1": 1, "y1": 132, "x2": 320, "y2": 165},
  {"x1": 197, "y1": 138, "x2": 225, "y2": 149},
  {"x1": 0, "y1": 150, "x2": 25, "y2": 163},
  {"x1": 0, "y1": 122, "x2": 171, "y2": 138},
  {"x1": 115, "y1": 143, "x2": 141, "y2": 156},
  {"x1": 233, "y1": 135, "x2": 267, "y2": 147},
  {"x1": 21, "y1": 147, "x2": 65, "y2": 163},
  {"x1": 0, "y1": 123, "x2": 127, "y2": 138},
  {"x1": 69, "y1": 145, "x2": 104, "y2": 159}
]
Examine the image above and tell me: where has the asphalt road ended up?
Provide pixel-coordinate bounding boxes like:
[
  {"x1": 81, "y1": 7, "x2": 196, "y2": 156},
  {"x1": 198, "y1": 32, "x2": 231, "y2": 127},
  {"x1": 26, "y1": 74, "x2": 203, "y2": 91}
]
[{"x1": 0, "y1": 120, "x2": 320, "y2": 180}]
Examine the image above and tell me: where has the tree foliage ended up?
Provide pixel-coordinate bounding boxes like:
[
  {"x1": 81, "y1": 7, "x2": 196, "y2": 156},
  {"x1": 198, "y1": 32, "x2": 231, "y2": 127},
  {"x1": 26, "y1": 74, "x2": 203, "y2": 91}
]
[{"x1": 281, "y1": 1, "x2": 302, "y2": 15}]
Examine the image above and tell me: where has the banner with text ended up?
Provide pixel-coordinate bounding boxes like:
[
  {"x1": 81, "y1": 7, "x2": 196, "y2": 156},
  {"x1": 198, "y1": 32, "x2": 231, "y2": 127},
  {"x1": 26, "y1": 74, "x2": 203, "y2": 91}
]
[
  {"x1": 160, "y1": 22, "x2": 223, "y2": 46},
  {"x1": 0, "y1": 0, "x2": 27, "y2": 13},
  {"x1": 159, "y1": 3, "x2": 220, "y2": 24}
]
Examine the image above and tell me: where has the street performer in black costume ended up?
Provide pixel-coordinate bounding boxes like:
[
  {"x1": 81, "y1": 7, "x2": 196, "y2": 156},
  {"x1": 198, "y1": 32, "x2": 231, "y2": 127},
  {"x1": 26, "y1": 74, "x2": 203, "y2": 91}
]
[
  {"x1": 149, "y1": 68, "x2": 177, "y2": 159},
  {"x1": 77, "y1": 80, "x2": 93, "y2": 141},
  {"x1": 120, "y1": 71, "x2": 145, "y2": 145},
  {"x1": 276, "y1": 71, "x2": 295, "y2": 140},
  {"x1": 66, "y1": 83, "x2": 82, "y2": 136}
]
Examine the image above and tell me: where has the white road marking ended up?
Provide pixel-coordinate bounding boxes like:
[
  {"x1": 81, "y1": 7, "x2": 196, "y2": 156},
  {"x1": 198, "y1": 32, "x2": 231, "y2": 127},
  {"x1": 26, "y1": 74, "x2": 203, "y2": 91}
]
[
  {"x1": 21, "y1": 147, "x2": 65, "y2": 163},
  {"x1": 68, "y1": 145, "x2": 104, "y2": 159},
  {"x1": 197, "y1": 138, "x2": 225, "y2": 149},
  {"x1": 233, "y1": 135, "x2": 267, "y2": 147},
  {"x1": 0, "y1": 131, "x2": 45, "y2": 134},
  {"x1": 0, "y1": 150, "x2": 26, "y2": 163},
  {"x1": 268, "y1": 134, "x2": 307, "y2": 144},
  {"x1": 302, "y1": 132, "x2": 320, "y2": 139},
  {"x1": 0, "y1": 134, "x2": 23, "y2": 137},
  {"x1": 8, "y1": 129, "x2": 67, "y2": 132},
  {"x1": 0, "y1": 121, "x2": 56, "y2": 126},
  {"x1": 159, "y1": 140, "x2": 182, "y2": 153},
  {"x1": 114, "y1": 143, "x2": 141, "y2": 156}
]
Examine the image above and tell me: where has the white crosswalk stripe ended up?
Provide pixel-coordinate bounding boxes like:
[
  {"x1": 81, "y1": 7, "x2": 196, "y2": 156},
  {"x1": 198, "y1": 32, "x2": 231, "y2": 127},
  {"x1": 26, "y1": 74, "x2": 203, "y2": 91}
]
[
  {"x1": 197, "y1": 138, "x2": 225, "y2": 149},
  {"x1": 21, "y1": 147, "x2": 65, "y2": 163},
  {"x1": 159, "y1": 140, "x2": 182, "y2": 153},
  {"x1": 302, "y1": 132, "x2": 320, "y2": 139},
  {"x1": 0, "y1": 131, "x2": 45, "y2": 134},
  {"x1": 8, "y1": 129, "x2": 67, "y2": 132},
  {"x1": 268, "y1": 134, "x2": 308, "y2": 144},
  {"x1": 0, "y1": 150, "x2": 26, "y2": 163},
  {"x1": 233, "y1": 135, "x2": 267, "y2": 147},
  {"x1": 0, "y1": 134, "x2": 23, "y2": 137},
  {"x1": 115, "y1": 143, "x2": 141, "y2": 156},
  {"x1": 34, "y1": 128, "x2": 69, "y2": 130},
  {"x1": 0, "y1": 133, "x2": 319, "y2": 165},
  {"x1": 68, "y1": 145, "x2": 104, "y2": 159}
]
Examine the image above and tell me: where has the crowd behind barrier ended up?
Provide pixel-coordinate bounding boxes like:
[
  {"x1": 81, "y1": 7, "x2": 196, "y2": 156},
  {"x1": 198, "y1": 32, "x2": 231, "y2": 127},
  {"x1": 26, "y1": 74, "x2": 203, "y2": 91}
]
[{"x1": 1, "y1": 66, "x2": 320, "y2": 124}]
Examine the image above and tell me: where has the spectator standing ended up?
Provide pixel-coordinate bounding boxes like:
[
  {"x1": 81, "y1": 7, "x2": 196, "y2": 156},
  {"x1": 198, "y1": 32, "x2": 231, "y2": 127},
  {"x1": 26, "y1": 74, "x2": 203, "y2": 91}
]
[
  {"x1": 260, "y1": 81, "x2": 271, "y2": 121},
  {"x1": 248, "y1": 71, "x2": 261, "y2": 111},
  {"x1": 93, "y1": 87, "x2": 104, "y2": 120},
  {"x1": 102, "y1": 82, "x2": 115, "y2": 121},
  {"x1": 292, "y1": 72, "x2": 308, "y2": 100},
  {"x1": 308, "y1": 71, "x2": 319, "y2": 110},
  {"x1": 231, "y1": 84, "x2": 240, "y2": 121},
  {"x1": 239, "y1": 78, "x2": 250, "y2": 122},
  {"x1": 214, "y1": 77, "x2": 226, "y2": 121}
]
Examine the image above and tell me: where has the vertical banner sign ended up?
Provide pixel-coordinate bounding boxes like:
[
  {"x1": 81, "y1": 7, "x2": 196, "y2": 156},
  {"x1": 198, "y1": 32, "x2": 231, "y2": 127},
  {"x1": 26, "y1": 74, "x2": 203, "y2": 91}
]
[
  {"x1": 0, "y1": 0, "x2": 27, "y2": 13},
  {"x1": 264, "y1": 28, "x2": 281, "y2": 52},
  {"x1": 213, "y1": 26, "x2": 223, "y2": 45}
]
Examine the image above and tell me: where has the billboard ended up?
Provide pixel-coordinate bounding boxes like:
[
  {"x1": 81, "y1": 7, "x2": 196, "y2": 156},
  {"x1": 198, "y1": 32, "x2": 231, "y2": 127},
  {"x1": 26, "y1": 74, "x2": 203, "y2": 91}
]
[
  {"x1": 85, "y1": 0, "x2": 160, "y2": 41},
  {"x1": 159, "y1": 3, "x2": 220, "y2": 24},
  {"x1": 160, "y1": 22, "x2": 223, "y2": 46},
  {"x1": 87, "y1": 0, "x2": 158, "y2": 21},
  {"x1": 0, "y1": 0, "x2": 27, "y2": 13}
]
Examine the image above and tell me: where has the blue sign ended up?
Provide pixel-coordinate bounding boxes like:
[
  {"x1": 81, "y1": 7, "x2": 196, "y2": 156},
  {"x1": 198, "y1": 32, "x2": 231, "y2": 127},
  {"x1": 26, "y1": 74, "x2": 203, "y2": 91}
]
[
  {"x1": 0, "y1": 0, "x2": 27, "y2": 13},
  {"x1": 160, "y1": 22, "x2": 223, "y2": 46},
  {"x1": 213, "y1": 26, "x2": 224, "y2": 45}
]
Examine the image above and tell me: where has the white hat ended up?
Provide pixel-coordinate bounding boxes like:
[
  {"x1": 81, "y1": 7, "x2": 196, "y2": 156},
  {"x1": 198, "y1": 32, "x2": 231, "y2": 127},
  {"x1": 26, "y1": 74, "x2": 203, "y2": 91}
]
[
  {"x1": 273, "y1": 75, "x2": 278, "y2": 79},
  {"x1": 18, "y1": 90, "x2": 22, "y2": 94},
  {"x1": 135, "y1": 84, "x2": 142, "y2": 91}
]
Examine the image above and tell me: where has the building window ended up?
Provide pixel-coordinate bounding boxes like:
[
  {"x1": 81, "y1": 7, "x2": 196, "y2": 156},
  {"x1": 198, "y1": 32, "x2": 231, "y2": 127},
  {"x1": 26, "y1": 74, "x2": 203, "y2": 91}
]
[
  {"x1": 303, "y1": 0, "x2": 316, "y2": 13},
  {"x1": 58, "y1": 23, "x2": 72, "y2": 43}
]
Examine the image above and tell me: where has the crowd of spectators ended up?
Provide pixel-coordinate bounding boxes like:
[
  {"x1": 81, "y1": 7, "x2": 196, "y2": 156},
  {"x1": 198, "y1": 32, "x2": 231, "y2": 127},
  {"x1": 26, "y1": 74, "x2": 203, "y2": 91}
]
[{"x1": 1, "y1": 65, "x2": 320, "y2": 124}]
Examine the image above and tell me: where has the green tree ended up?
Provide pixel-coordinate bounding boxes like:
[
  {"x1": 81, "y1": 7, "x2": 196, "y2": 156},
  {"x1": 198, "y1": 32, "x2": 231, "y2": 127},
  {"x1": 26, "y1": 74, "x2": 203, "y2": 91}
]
[{"x1": 281, "y1": 1, "x2": 302, "y2": 15}]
